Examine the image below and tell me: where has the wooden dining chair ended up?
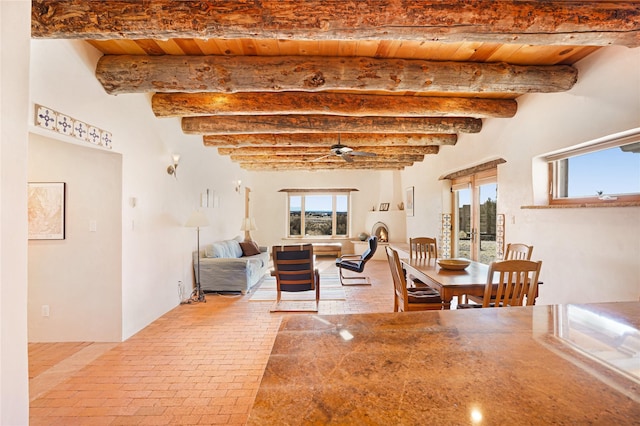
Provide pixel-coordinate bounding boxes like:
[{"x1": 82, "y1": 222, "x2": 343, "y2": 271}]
[
  {"x1": 271, "y1": 244, "x2": 320, "y2": 312},
  {"x1": 410, "y1": 237, "x2": 438, "y2": 260},
  {"x1": 458, "y1": 259, "x2": 542, "y2": 309},
  {"x1": 467, "y1": 243, "x2": 534, "y2": 304},
  {"x1": 504, "y1": 243, "x2": 534, "y2": 260},
  {"x1": 386, "y1": 246, "x2": 443, "y2": 312},
  {"x1": 407, "y1": 237, "x2": 438, "y2": 288}
]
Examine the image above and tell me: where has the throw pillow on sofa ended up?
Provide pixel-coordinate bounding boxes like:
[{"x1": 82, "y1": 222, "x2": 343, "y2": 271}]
[
  {"x1": 205, "y1": 242, "x2": 226, "y2": 258},
  {"x1": 240, "y1": 241, "x2": 261, "y2": 256},
  {"x1": 221, "y1": 239, "x2": 241, "y2": 258}
]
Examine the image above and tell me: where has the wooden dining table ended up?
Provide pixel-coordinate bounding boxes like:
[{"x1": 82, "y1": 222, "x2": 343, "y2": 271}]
[{"x1": 400, "y1": 257, "x2": 491, "y2": 309}]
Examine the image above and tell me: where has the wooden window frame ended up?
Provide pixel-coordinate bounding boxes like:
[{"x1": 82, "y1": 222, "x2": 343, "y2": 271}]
[
  {"x1": 546, "y1": 129, "x2": 640, "y2": 206},
  {"x1": 283, "y1": 190, "x2": 352, "y2": 239}
]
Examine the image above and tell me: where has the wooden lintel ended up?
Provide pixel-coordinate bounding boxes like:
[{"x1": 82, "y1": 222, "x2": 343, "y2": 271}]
[
  {"x1": 440, "y1": 158, "x2": 507, "y2": 180},
  {"x1": 184, "y1": 116, "x2": 481, "y2": 135},
  {"x1": 152, "y1": 92, "x2": 517, "y2": 118},
  {"x1": 219, "y1": 146, "x2": 438, "y2": 156},
  {"x1": 32, "y1": 1, "x2": 640, "y2": 47},
  {"x1": 97, "y1": 55, "x2": 577, "y2": 95},
  {"x1": 203, "y1": 134, "x2": 457, "y2": 148}
]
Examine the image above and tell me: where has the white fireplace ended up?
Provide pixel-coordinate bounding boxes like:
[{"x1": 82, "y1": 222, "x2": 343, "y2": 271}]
[
  {"x1": 364, "y1": 211, "x2": 406, "y2": 243},
  {"x1": 351, "y1": 210, "x2": 406, "y2": 260}
]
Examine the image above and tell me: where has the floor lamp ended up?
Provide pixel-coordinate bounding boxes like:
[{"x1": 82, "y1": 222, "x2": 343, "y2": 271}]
[
  {"x1": 240, "y1": 217, "x2": 257, "y2": 242},
  {"x1": 185, "y1": 210, "x2": 209, "y2": 303}
]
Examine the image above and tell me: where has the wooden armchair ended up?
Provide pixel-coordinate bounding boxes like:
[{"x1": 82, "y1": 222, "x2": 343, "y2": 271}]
[
  {"x1": 407, "y1": 237, "x2": 438, "y2": 288},
  {"x1": 386, "y1": 246, "x2": 443, "y2": 312},
  {"x1": 503, "y1": 243, "x2": 534, "y2": 260},
  {"x1": 271, "y1": 244, "x2": 320, "y2": 312},
  {"x1": 467, "y1": 243, "x2": 534, "y2": 304},
  {"x1": 458, "y1": 259, "x2": 542, "y2": 309}
]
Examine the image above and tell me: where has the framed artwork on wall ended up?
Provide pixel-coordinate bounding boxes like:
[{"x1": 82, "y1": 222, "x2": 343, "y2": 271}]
[
  {"x1": 28, "y1": 182, "x2": 66, "y2": 240},
  {"x1": 379, "y1": 203, "x2": 390, "y2": 211},
  {"x1": 405, "y1": 186, "x2": 414, "y2": 217}
]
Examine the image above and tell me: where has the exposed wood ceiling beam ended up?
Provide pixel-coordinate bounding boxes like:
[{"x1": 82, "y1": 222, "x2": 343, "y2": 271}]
[
  {"x1": 218, "y1": 146, "x2": 439, "y2": 156},
  {"x1": 228, "y1": 154, "x2": 425, "y2": 163},
  {"x1": 202, "y1": 134, "x2": 457, "y2": 148},
  {"x1": 152, "y1": 92, "x2": 517, "y2": 118},
  {"x1": 239, "y1": 161, "x2": 414, "y2": 171},
  {"x1": 96, "y1": 55, "x2": 578, "y2": 95},
  {"x1": 33, "y1": 0, "x2": 628, "y2": 172},
  {"x1": 184, "y1": 116, "x2": 481, "y2": 135},
  {"x1": 32, "y1": 0, "x2": 640, "y2": 47}
]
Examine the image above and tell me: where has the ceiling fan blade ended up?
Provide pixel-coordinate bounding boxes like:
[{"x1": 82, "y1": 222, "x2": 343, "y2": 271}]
[
  {"x1": 312, "y1": 154, "x2": 331, "y2": 162},
  {"x1": 350, "y1": 151, "x2": 377, "y2": 157},
  {"x1": 342, "y1": 154, "x2": 354, "y2": 162}
]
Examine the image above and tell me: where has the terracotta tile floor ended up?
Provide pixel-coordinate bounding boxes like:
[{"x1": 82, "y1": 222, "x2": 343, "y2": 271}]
[{"x1": 29, "y1": 259, "x2": 395, "y2": 425}]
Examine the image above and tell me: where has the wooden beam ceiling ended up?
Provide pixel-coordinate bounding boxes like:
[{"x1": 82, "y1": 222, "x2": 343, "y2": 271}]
[
  {"x1": 202, "y1": 134, "x2": 457, "y2": 148},
  {"x1": 32, "y1": 1, "x2": 640, "y2": 47},
  {"x1": 229, "y1": 154, "x2": 426, "y2": 163},
  {"x1": 30, "y1": 0, "x2": 640, "y2": 171},
  {"x1": 96, "y1": 55, "x2": 578, "y2": 95},
  {"x1": 182, "y1": 116, "x2": 482, "y2": 135},
  {"x1": 152, "y1": 93, "x2": 517, "y2": 118},
  {"x1": 217, "y1": 146, "x2": 439, "y2": 156},
  {"x1": 239, "y1": 161, "x2": 416, "y2": 171}
]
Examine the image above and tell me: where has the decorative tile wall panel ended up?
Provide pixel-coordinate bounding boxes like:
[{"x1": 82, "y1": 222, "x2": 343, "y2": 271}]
[
  {"x1": 496, "y1": 214, "x2": 505, "y2": 260},
  {"x1": 56, "y1": 113, "x2": 74, "y2": 136},
  {"x1": 73, "y1": 120, "x2": 88, "y2": 141},
  {"x1": 88, "y1": 126, "x2": 101, "y2": 145},
  {"x1": 36, "y1": 105, "x2": 57, "y2": 130},
  {"x1": 441, "y1": 213, "x2": 452, "y2": 259},
  {"x1": 34, "y1": 104, "x2": 112, "y2": 150}
]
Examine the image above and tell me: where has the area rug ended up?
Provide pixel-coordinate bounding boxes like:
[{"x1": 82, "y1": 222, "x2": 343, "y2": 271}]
[{"x1": 249, "y1": 274, "x2": 346, "y2": 301}]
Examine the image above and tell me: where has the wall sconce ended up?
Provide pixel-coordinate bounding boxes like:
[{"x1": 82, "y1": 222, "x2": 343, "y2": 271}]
[
  {"x1": 167, "y1": 154, "x2": 180, "y2": 178},
  {"x1": 235, "y1": 179, "x2": 242, "y2": 192}
]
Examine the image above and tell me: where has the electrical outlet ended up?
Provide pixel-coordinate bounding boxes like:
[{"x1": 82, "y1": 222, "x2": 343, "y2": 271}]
[{"x1": 41, "y1": 305, "x2": 50, "y2": 317}]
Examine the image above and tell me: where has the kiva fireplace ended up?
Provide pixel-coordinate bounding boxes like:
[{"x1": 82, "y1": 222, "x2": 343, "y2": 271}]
[{"x1": 371, "y1": 222, "x2": 389, "y2": 243}]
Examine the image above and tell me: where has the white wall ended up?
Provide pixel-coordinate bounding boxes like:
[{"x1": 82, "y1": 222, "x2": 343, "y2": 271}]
[
  {"x1": 29, "y1": 39, "x2": 249, "y2": 340},
  {"x1": 249, "y1": 169, "x2": 410, "y2": 251},
  {"x1": 0, "y1": 1, "x2": 30, "y2": 424},
  {"x1": 28, "y1": 135, "x2": 123, "y2": 341},
  {"x1": 404, "y1": 46, "x2": 640, "y2": 305}
]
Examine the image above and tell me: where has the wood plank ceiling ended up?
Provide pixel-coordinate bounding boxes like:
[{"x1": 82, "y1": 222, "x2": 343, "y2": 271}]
[{"x1": 31, "y1": 1, "x2": 640, "y2": 171}]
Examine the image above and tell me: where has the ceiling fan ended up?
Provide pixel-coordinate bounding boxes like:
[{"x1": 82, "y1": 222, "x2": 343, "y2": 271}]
[{"x1": 312, "y1": 135, "x2": 377, "y2": 163}]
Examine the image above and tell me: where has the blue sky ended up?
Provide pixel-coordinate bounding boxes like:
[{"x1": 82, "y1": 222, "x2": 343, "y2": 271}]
[
  {"x1": 457, "y1": 183, "x2": 496, "y2": 206},
  {"x1": 290, "y1": 195, "x2": 348, "y2": 212},
  {"x1": 568, "y1": 147, "x2": 640, "y2": 196}
]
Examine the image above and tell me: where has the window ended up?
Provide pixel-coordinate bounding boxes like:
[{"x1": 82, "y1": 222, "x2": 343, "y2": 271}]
[
  {"x1": 547, "y1": 129, "x2": 640, "y2": 205},
  {"x1": 288, "y1": 192, "x2": 349, "y2": 237},
  {"x1": 451, "y1": 169, "x2": 498, "y2": 264}
]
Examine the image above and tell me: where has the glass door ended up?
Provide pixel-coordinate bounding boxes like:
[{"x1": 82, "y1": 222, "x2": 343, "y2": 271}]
[
  {"x1": 454, "y1": 185, "x2": 472, "y2": 259},
  {"x1": 452, "y1": 170, "x2": 498, "y2": 264}
]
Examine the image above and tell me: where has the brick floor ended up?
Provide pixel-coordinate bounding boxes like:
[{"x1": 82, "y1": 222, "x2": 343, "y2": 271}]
[{"x1": 29, "y1": 259, "x2": 394, "y2": 425}]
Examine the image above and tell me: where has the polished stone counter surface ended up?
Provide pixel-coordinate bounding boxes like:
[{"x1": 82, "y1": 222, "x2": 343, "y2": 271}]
[{"x1": 248, "y1": 302, "x2": 640, "y2": 425}]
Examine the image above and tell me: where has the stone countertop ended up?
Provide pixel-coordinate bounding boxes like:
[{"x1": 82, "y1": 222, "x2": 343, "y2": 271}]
[{"x1": 248, "y1": 302, "x2": 640, "y2": 424}]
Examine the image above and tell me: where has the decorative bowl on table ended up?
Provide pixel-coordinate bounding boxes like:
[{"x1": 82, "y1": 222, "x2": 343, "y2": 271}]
[{"x1": 437, "y1": 258, "x2": 471, "y2": 270}]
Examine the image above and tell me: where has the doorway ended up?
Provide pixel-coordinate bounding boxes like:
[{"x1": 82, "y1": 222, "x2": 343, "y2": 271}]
[{"x1": 451, "y1": 169, "x2": 498, "y2": 264}]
